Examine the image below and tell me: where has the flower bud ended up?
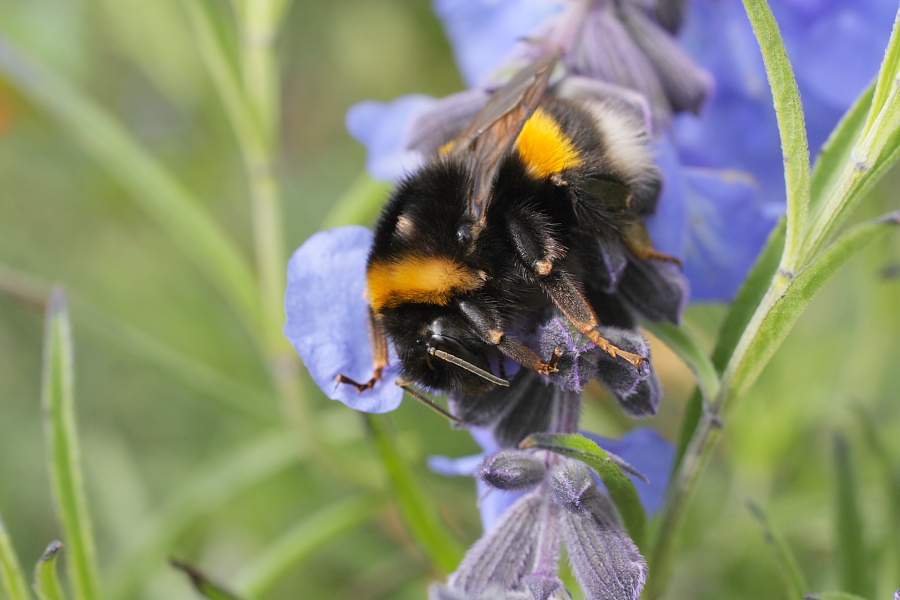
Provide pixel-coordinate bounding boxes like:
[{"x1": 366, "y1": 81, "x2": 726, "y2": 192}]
[{"x1": 478, "y1": 450, "x2": 547, "y2": 491}]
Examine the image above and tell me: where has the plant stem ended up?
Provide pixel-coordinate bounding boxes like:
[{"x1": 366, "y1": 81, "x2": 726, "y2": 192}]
[
  {"x1": 230, "y1": 0, "x2": 315, "y2": 445},
  {"x1": 646, "y1": 277, "x2": 790, "y2": 598}
]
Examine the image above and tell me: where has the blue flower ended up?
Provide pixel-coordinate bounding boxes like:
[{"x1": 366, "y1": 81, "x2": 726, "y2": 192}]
[{"x1": 284, "y1": 226, "x2": 404, "y2": 412}]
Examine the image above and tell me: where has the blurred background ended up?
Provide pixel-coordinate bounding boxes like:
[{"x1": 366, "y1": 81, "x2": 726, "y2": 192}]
[{"x1": 0, "y1": 0, "x2": 899, "y2": 599}]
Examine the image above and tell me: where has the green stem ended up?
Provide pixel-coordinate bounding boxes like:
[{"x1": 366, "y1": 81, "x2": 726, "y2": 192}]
[{"x1": 646, "y1": 278, "x2": 788, "y2": 598}]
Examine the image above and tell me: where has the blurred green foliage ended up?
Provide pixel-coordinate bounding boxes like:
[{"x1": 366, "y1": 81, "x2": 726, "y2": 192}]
[{"x1": 0, "y1": 1, "x2": 898, "y2": 599}]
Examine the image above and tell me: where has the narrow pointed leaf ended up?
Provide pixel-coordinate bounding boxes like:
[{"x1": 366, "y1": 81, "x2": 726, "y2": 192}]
[
  {"x1": 729, "y1": 213, "x2": 900, "y2": 401},
  {"x1": 0, "y1": 515, "x2": 31, "y2": 600},
  {"x1": 741, "y1": 0, "x2": 810, "y2": 270},
  {"x1": 365, "y1": 415, "x2": 464, "y2": 574},
  {"x1": 0, "y1": 36, "x2": 260, "y2": 328},
  {"x1": 809, "y1": 84, "x2": 875, "y2": 209},
  {"x1": 171, "y1": 560, "x2": 245, "y2": 600},
  {"x1": 832, "y1": 434, "x2": 871, "y2": 599},
  {"x1": 522, "y1": 432, "x2": 647, "y2": 551},
  {"x1": 234, "y1": 494, "x2": 385, "y2": 599},
  {"x1": 802, "y1": 9, "x2": 900, "y2": 261},
  {"x1": 643, "y1": 322, "x2": 719, "y2": 403},
  {"x1": 862, "y1": 8, "x2": 900, "y2": 140},
  {"x1": 33, "y1": 542, "x2": 66, "y2": 600},
  {"x1": 41, "y1": 288, "x2": 101, "y2": 600},
  {"x1": 746, "y1": 501, "x2": 808, "y2": 599}
]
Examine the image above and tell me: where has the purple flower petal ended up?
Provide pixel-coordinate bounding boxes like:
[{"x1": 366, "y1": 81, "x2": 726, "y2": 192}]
[
  {"x1": 433, "y1": 0, "x2": 565, "y2": 87},
  {"x1": 448, "y1": 489, "x2": 545, "y2": 593},
  {"x1": 284, "y1": 227, "x2": 403, "y2": 413},
  {"x1": 346, "y1": 96, "x2": 435, "y2": 181},
  {"x1": 429, "y1": 453, "x2": 486, "y2": 478},
  {"x1": 681, "y1": 167, "x2": 781, "y2": 301},
  {"x1": 478, "y1": 481, "x2": 529, "y2": 533}
]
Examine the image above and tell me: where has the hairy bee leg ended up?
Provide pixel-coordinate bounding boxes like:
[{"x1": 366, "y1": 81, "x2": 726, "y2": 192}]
[
  {"x1": 336, "y1": 307, "x2": 391, "y2": 392},
  {"x1": 396, "y1": 379, "x2": 463, "y2": 424},
  {"x1": 457, "y1": 299, "x2": 558, "y2": 376},
  {"x1": 505, "y1": 216, "x2": 647, "y2": 369},
  {"x1": 540, "y1": 269, "x2": 646, "y2": 369}
]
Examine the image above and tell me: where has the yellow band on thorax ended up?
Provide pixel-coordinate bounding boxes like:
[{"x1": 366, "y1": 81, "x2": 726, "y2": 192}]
[
  {"x1": 367, "y1": 255, "x2": 485, "y2": 312},
  {"x1": 516, "y1": 107, "x2": 583, "y2": 178}
]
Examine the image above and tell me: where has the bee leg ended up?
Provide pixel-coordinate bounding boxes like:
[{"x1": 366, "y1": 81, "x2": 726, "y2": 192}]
[
  {"x1": 336, "y1": 307, "x2": 391, "y2": 392},
  {"x1": 457, "y1": 299, "x2": 559, "y2": 375},
  {"x1": 497, "y1": 336, "x2": 559, "y2": 376},
  {"x1": 540, "y1": 269, "x2": 646, "y2": 368},
  {"x1": 622, "y1": 220, "x2": 683, "y2": 268},
  {"x1": 506, "y1": 214, "x2": 646, "y2": 368}
]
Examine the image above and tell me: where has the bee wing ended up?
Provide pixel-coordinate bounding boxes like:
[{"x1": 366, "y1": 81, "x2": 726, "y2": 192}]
[{"x1": 450, "y1": 48, "x2": 562, "y2": 224}]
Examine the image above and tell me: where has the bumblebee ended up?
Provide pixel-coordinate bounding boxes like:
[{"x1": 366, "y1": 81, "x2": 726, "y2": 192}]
[{"x1": 339, "y1": 50, "x2": 685, "y2": 439}]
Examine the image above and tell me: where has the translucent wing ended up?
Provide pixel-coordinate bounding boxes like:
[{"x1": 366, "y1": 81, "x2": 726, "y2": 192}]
[{"x1": 448, "y1": 48, "x2": 562, "y2": 226}]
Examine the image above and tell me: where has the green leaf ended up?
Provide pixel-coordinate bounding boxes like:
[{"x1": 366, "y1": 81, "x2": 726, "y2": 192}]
[
  {"x1": 729, "y1": 213, "x2": 900, "y2": 402},
  {"x1": 804, "y1": 592, "x2": 872, "y2": 600},
  {"x1": 107, "y1": 432, "x2": 302, "y2": 600},
  {"x1": 862, "y1": 8, "x2": 900, "y2": 141},
  {"x1": 171, "y1": 561, "x2": 245, "y2": 600},
  {"x1": 41, "y1": 288, "x2": 102, "y2": 600},
  {"x1": 746, "y1": 501, "x2": 808, "y2": 599},
  {"x1": 809, "y1": 83, "x2": 875, "y2": 210},
  {"x1": 0, "y1": 515, "x2": 31, "y2": 600},
  {"x1": 802, "y1": 10, "x2": 900, "y2": 262},
  {"x1": 322, "y1": 173, "x2": 393, "y2": 229},
  {"x1": 0, "y1": 35, "x2": 261, "y2": 330},
  {"x1": 365, "y1": 415, "x2": 464, "y2": 574},
  {"x1": 33, "y1": 542, "x2": 66, "y2": 600},
  {"x1": 643, "y1": 321, "x2": 719, "y2": 403},
  {"x1": 712, "y1": 221, "x2": 786, "y2": 371},
  {"x1": 832, "y1": 434, "x2": 872, "y2": 599},
  {"x1": 234, "y1": 494, "x2": 386, "y2": 599},
  {"x1": 521, "y1": 432, "x2": 647, "y2": 551},
  {"x1": 741, "y1": 0, "x2": 810, "y2": 271}
]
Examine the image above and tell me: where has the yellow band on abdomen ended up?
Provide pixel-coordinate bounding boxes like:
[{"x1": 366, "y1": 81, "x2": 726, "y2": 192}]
[
  {"x1": 367, "y1": 255, "x2": 485, "y2": 312},
  {"x1": 516, "y1": 107, "x2": 583, "y2": 178}
]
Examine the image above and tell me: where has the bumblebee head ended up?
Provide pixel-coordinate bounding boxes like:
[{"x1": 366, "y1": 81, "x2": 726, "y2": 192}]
[{"x1": 382, "y1": 307, "x2": 504, "y2": 395}]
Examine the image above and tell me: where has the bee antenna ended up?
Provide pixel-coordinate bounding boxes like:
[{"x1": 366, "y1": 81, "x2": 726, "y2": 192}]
[
  {"x1": 396, "y1": 379, "x2": 463, "y2": 424},
  {"x1": 427, "y1": 348, "x2": 510, "y2": 387}
]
